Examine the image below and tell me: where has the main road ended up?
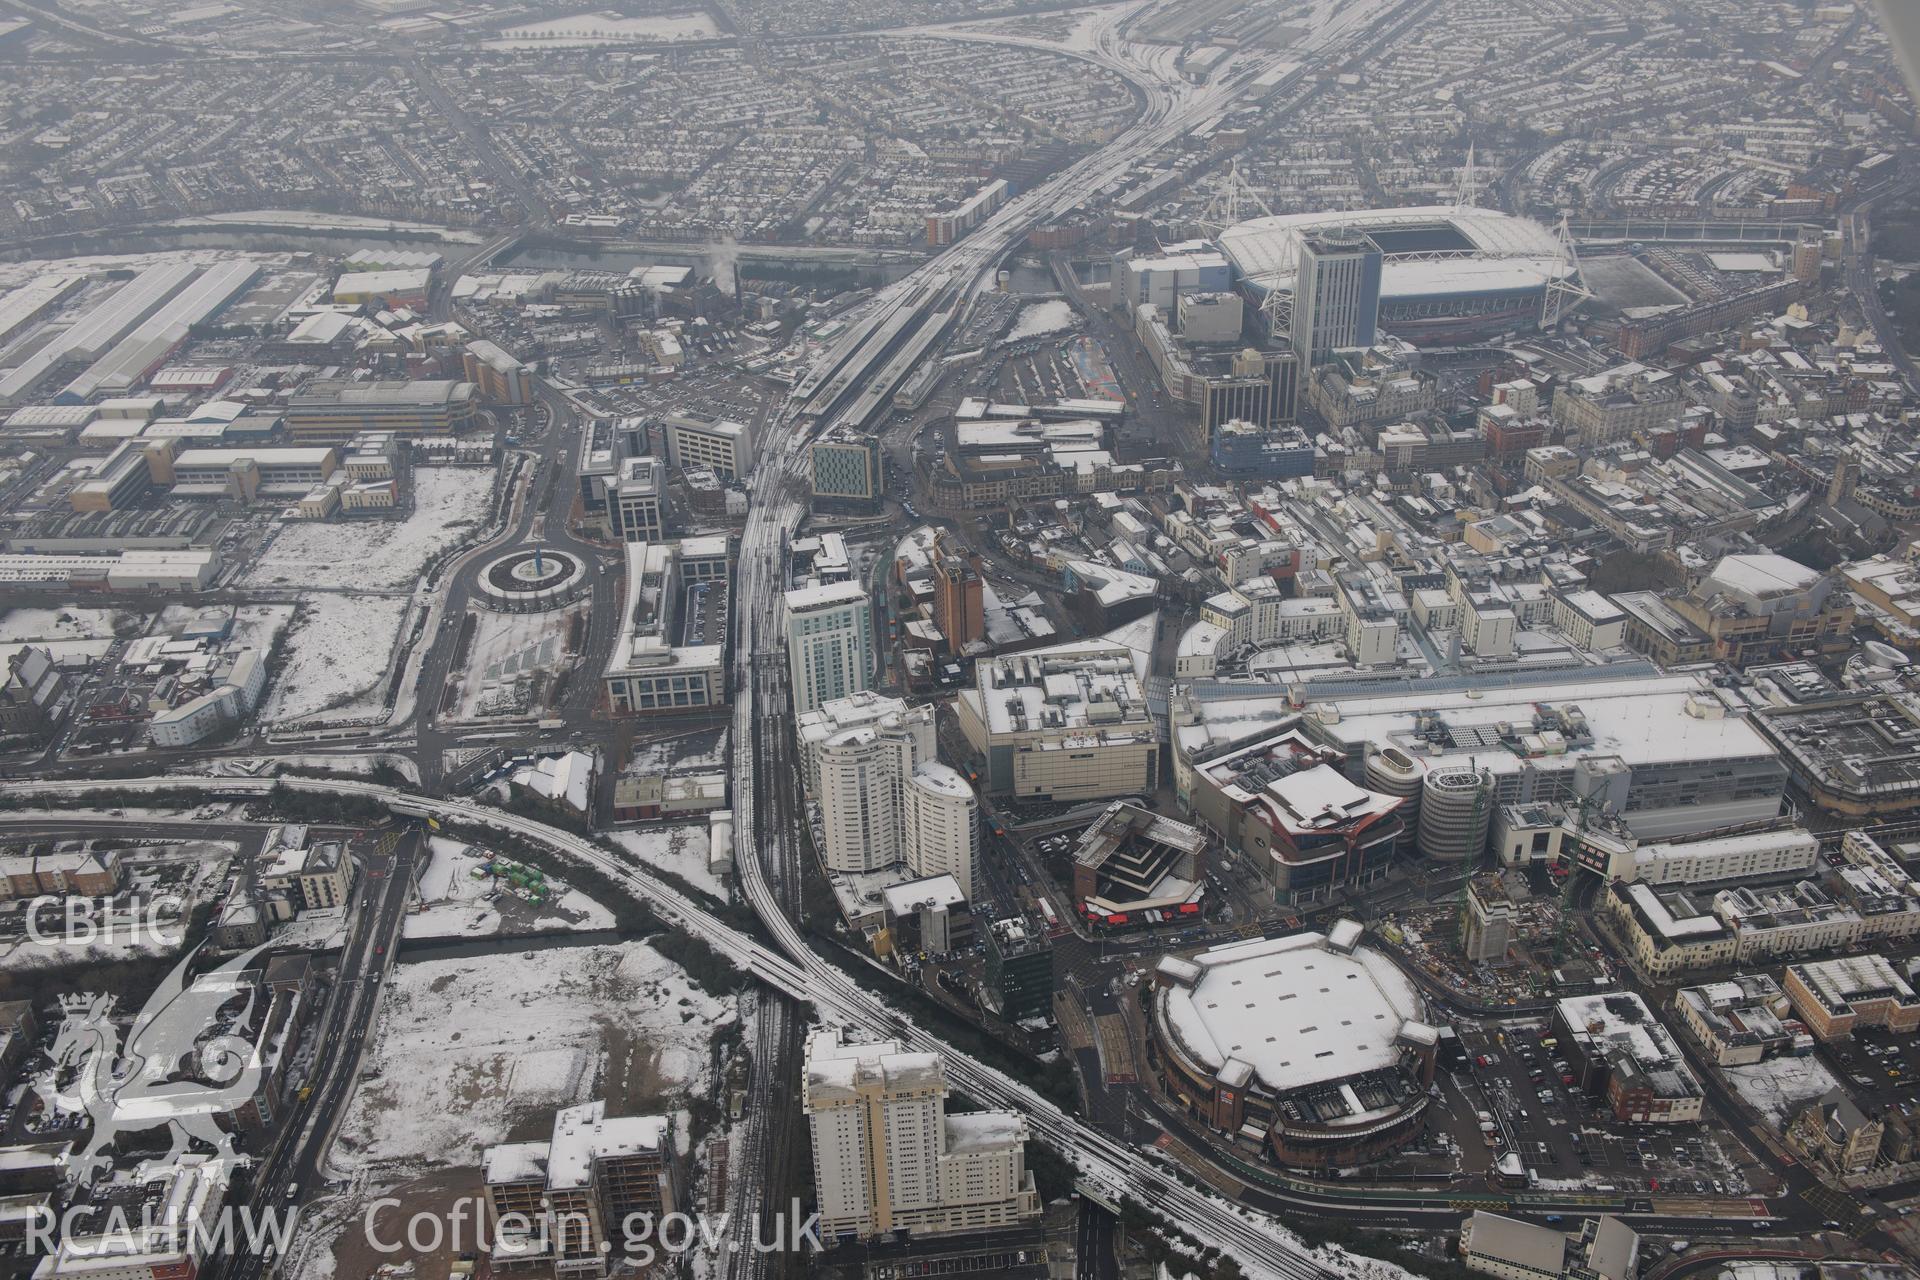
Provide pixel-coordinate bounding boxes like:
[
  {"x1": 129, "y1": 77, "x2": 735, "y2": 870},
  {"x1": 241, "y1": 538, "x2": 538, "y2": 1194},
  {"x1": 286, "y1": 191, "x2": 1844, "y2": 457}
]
[
  {"x1": 721, "y1": 2, "x2": 1413, "y2": 1278},
  {"x1": 16, "y1": 772, "x2": 1850, "y2": 1275},
  {"x1": 10, "y1": 775, "x2": 1344, "y2": 1278}
]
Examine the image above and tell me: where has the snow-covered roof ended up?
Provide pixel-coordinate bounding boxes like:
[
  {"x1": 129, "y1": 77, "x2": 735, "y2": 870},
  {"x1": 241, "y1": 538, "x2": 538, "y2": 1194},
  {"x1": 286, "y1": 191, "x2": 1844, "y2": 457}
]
[
  {"x1": 1703, "y1": 552, "x2": 1821, "y2": 601},
  {"x1": 1156, "y1": 932, "x2": 1424, "y2": 1098},
  {"x1": 910, "y1": 761, "x2": 972, "y2": 799},
  {"x1": 945, "y1": 1111, "x2": 1027, "y2": 1153},
  {"x1": 1181, "y1": 671, "x2": 1772, "y2": 780},
  {"x1": 1624, "y1": 882, "x2": 1727, "y2": 939},
  {"x1": 784, "y1": 579, "x2": 868, "y2": 613},
  {"x1": 1633, "y1": 827, "x2": 1816, "y2": 876},
  {"x1": 971, "y1": 641, "x2": 1151, "y2": 740},
  {"x1": 881, "y1": 873, "x2": 966, "y2": 916},
  {"x1": 1557, "y1": 993, "x2": 1699, "y2": 1105},
  {"x1": 546, "y1": 1100, "x2": 670, "y2": 1191},
  {"x1": 512, "y1": 751, "x2": 595, "y2": 813},
  {"x1": 804, "y1": 1029, "x2": 945, "y2": 1103},
  {"x1": 482, "y1": 1141, "x2": 549, "y2": 1186},
  {"x1": 1256, "y1": 765, "x2": 1401, "y2": 838},
  {"x1": 1218, "y1": 205, "x2": 1575, "y2": 300},
  {"x1": 287, "y1": 310, "x2": 355, "y2": 344}
]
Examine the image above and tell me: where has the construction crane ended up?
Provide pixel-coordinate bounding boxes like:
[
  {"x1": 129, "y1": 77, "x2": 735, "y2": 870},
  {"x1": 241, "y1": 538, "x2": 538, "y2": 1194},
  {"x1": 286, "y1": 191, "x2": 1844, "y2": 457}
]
[
  {"x1": 1553, "y1": 787, "x2": 1606, "y2": 965},
  {"x1": 1455, "y1": 760, "x2": 1489, "y2": 952}
]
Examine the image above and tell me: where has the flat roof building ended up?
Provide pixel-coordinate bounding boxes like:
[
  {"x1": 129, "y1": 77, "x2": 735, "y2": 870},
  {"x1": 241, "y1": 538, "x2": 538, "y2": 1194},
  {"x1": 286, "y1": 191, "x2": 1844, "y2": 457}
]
[
  {"x1": 68, "y1": 439, "x2": 167, "y2": 513},
  {"x1": 1713, "y1": 881, "x2": 1863, "y2": 962},
  {"x1": 333, "y1": 267, "x2": 432, "y2": 307},
  {"x1": 785, "y1": 580, "x2": 874, "y2": 716},
  {"x1": 983, "y1": 916, "x2": 1052, "y2": 1022},
  {"x1": 955, "y1": 640, "x2": 1157, "y2": 804},
  {"x1": 804, "y1": 1028, "x2": 1039, "y2": 1241},
  {"x1": 1755, "y1": 692, "x2": 1920, "y2": 818},
  {"x1": 285, "y1": 379, "x2": 479, "y2": 442},
  {"x1": 1552, "y1": 992, "x2": 1702, "y2": 1124},
  {"x1": 1783, "y1": 954, "x2": 1920, "y2": 1042},
  {"x1": 1172, "y1": 669, "x2": 1788, "y2": 853},
  {"x1": 1672, "y1": 974, "x2": 1796, "y2": 1066},
  {"x1": 463, "y1": 338, "x2": 532, "y2": 406},
  {"x1": 0, "y1": 548, "x2": 220, "y2": 593},
  {"x1": 481, "y1": 1101, "x2": 677, "y2": 1276},
  {"x1": 1459, "y1": 1212, "x2": 1638, "y2": 1280},
  {"x1": 1602, "y1": 879, "x2": 1736, "y2": 979},
  {"x1": 810, "y1": 428, "x2": 884, "y2": 513},
  {"x1": 602, "y1": 540, "x2": 727, "y2": 715},
  {"x1": 1179, "y1": 723, "x2": 1405, "y2": 904},
  {"x1": 170, "y1": 447, "x2": 338, "y2": 501},
  {"x1": 663, "y1": 413, "x2": 755, "y2": 481}
]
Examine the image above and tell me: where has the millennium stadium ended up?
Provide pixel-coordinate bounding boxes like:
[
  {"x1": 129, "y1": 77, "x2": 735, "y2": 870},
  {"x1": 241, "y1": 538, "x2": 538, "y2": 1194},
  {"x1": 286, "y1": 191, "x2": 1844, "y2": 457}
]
[{"x1": 1217, "y1": 205, "x2": 1590, "y2": 344}]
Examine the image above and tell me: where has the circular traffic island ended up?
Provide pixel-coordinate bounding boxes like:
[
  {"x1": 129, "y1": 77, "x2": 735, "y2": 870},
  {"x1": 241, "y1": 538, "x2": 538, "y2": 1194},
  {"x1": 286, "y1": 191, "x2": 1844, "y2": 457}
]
[{"x1": 475, "y1": 547, "x2": 588, "y2": 613}]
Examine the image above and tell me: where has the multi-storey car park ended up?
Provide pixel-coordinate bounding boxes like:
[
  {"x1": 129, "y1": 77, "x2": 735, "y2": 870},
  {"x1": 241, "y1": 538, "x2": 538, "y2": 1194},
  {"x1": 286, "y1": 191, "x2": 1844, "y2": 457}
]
[{"x1": 602, "y1": 539, "x2": 730, "y2": 715}]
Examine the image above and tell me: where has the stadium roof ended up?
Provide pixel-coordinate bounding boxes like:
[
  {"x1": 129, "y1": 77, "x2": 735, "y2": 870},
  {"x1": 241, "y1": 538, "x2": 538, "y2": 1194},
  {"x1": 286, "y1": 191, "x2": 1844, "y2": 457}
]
[
  {"x1": 1156, "y1": 931, "x2": 1424, "y2": 1096},
  {"x1": 1218, "y1": 205, "x2": 1575, "y2": 301}
]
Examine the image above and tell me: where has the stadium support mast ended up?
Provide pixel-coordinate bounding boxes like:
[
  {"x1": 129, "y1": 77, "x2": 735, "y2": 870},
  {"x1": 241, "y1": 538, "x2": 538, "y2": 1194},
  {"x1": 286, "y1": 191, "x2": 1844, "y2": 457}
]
[
  {"x1": 1542, "y1": 213, "x2": 1594, "y2": 326},
  {"x1": 1199, "y1": 161, "x2": 1272, "y2": 236},
  {"x1": 1200, "y1": 166, "x2": 1289, "y2": 341},
  {"x1": 1260, "y1": 284, "x2": 1292, "y2": 345},
  {"x1": 1455, "y1": 144, "x2": 1478, "y2": 212}
]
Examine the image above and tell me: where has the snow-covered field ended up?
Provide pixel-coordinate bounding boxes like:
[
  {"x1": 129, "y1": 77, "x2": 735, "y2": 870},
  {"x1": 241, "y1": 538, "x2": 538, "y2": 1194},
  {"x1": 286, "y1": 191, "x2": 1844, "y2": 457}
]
[
  {"x1": 611, "y1": 825, "x2": 726, "y2": 900},
  {"x1": 449, "y1": 605, "x2": 581, "y2": 721},
  {"x1": 405, "y1": 837, "x2": 614, "y2": 940},
  {"x1": 262, "y1": 594, "x2": 409, "y2": 724},
  {"x1": 245, "y1": 468, "x2": 494, "y2": 590},
  {"x1": 1725, "y1": 1053, "x2": 1843, "y2": 1126},
  {"x1": 335, "y1": 942, "x2": 732, "y2": 1175},
  {"x1": 1008, "y1": 299, "x2": 1076, "y2": 340},
  {"x1": 0, "y1": 606, "x2": 134, "y2": 643}
]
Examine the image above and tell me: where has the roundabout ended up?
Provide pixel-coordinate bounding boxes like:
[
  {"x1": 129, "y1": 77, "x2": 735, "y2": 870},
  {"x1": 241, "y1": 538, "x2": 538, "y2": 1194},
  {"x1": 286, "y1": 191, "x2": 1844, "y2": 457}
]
[{"x1": 473, "y1": 546, "x2": 588, "y2": 612}]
